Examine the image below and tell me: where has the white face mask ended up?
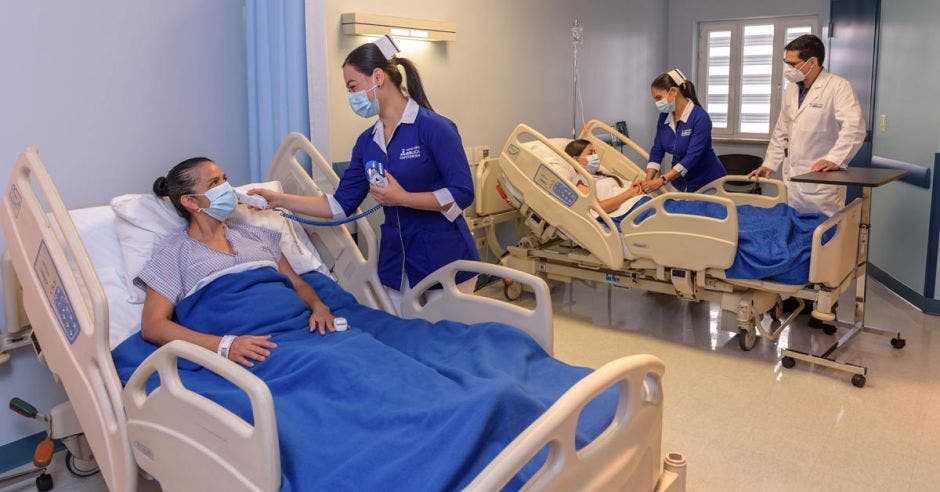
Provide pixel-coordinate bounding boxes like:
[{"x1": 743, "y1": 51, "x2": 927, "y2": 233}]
[
  {"x1": 585, "y1": 153, "x2": 601, "y2": 173},
  {"x1": 783, "y1": 59, "x2": 809, "y2": 83}
]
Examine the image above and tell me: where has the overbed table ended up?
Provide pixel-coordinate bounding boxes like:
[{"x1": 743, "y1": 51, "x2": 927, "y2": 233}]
[{"x1": 780, "y1": 168, "x2": 908, "y2": 387}]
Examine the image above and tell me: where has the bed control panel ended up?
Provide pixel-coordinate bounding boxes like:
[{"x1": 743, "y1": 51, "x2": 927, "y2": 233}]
[
  {"x1": 534, "y1": 164, "x2": 578, "y2": 207},
  {"x1": 33, "y1": 241, "x2": 80, "y2": 344}
]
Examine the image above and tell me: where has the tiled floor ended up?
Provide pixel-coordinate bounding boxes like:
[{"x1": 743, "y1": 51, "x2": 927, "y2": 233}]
[
  {"x1": 497, "y1": 278, "x2": 940, "y2": 492},
  {"x1": 3, "y1": 279, "x2": 936, "y2": 491}
]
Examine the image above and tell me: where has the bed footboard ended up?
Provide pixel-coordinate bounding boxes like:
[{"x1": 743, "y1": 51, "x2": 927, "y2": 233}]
[
  {"x1": 123, "y1": 340, "x2": 280, "y2": 492},
  {"x1": 621, "y1": 193, "x2": 738, "y2": 271},
  {"x1": 400, "y1": 260, "x2": 553, "y2": 354},
  {"x1": 465, "y1": 354, "x2": 674, "y2": 492},
  {"x1": 809, "y1": 198, "x2": 863, "y2": 288},
  {"x1": 267, "y1": 133, "x2": 395, "y2": 314},
  {"x1": 697, "y1": 175, "x2": 788, "y2": 207}
]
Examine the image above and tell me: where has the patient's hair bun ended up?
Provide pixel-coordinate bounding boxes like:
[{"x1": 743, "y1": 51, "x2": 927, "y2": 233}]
[{"x1": 153, "y1": 176, "x2": 170, "y2": 197}]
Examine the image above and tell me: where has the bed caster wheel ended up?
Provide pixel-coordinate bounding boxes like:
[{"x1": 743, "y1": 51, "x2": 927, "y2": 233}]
[
  {"x1": 503, "y1": 280, "x2": 522, "y2": 301},
  {"x1": 65, "y1": 450, "x2": 100, "y2": 477},
  {"x1": 890, "y1": 337, "x2": 906, "y2": 349},
  {"x1": 851, "y1": 374, "x2": 866, "y2": 388},
  {"x1": 781, "y1": 356, "x2": 796, "y2": 369},
  {"x1": 35, "y1": 473, "x2": 53, "y2": 492},
  {"x1": 737, "y1": 328, "x2": 756, "y2": 351}
]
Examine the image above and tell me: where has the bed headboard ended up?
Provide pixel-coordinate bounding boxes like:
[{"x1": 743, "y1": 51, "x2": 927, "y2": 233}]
[
  {"x1": 581, "y1": 119, "x2": 655, "y2": 190},
  {"x1": 266, "y1": 133, "x2": 395, "y2": 314},
  {"x1": 0, "y1": 148, "x2": 137, "y2": 491}
]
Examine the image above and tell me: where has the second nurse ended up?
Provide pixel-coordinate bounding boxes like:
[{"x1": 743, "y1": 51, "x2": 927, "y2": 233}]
[
  {"x1": 254, "y1": 36, "x2": 479, "y2": 313},
  {"x1": 641, "y1": 69, "x2": 726, "y2": 193}
]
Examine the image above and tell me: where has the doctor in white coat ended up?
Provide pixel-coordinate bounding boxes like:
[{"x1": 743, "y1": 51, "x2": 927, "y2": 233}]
[{"x1": 749, "y1": 34, "x2": 866, "y2": 216}]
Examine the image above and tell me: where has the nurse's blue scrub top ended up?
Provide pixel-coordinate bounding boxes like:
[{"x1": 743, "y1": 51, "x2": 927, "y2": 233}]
[
  {"x1": 328, "y1": 98, "x2": 479, "y2": 290},
  {"x1": 647, "y1": 101, "x2": 726, "y2": 192}
]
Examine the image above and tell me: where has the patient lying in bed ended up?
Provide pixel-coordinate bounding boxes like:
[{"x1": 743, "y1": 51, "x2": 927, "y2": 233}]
[
  {"x1": 114, "y1": 158, "x2": 618, "y2": 490},
  {"x1": 562, "y1": 139, "x2": 650, "y2": 223}
]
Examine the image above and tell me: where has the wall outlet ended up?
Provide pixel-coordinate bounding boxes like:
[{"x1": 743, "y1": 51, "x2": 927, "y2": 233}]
[{"x1": 879, "y1": 114, "x2": 888, "y2": 133}]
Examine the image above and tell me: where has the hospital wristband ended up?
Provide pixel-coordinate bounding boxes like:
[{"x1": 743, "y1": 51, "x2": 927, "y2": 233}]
[{"x1": 218, "y1": 335, "x2": 237, "y2": 360}]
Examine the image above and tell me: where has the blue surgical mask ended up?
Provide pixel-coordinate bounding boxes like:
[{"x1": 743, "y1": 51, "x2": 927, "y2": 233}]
[
  {"x1": 655, "y1": 98, "x2": 675, "y2": 113},
  {"x1": 195, "y1": 181, "x2": 236, "y2": 221},
  {"x1": 585, "y1": 154, "x2": 601, "y2": 173},
  {"x1": 348, "y1": 83, "x2": 379, "y2": 118}
]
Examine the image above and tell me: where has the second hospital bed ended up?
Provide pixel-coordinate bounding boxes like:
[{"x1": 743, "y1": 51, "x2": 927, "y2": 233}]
[
  {"x1": 0, "y1": 133, "x2": 687, "y2": 491},
  {"x1": 474, "y1": 121, "x2": 869, "y2": 354}
]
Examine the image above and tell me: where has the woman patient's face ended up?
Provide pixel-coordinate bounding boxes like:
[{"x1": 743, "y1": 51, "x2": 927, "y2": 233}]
[
  {"x1": 576, "y1": 143, "x2": 595, "y2": 167},
  {"x1": 183, "y1": 162, "x2": 228, "y2": 211}
]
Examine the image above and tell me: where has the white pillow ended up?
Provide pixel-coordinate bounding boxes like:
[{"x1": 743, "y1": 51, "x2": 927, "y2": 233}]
[
  {"x1": 111, "y1": 181, "x2": 326, "y2": 303},
  {"x1": 522, "y1": 139, "x2": 578, "y2": 184}
]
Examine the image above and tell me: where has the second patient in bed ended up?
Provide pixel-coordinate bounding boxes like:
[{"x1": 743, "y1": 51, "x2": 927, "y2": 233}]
[
  {"x1": 563, "y1": 139, "x2": 649, "y2": 220},
  {"x1": 136, "y1": 157, "x2": 337, "y2": 368}
]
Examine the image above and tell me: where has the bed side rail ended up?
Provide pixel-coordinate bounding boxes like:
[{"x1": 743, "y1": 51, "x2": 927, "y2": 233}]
[
  {"x1": 266, "y1": 132, "x2": 394, "y2": 314},
  {"x1": 697, "y1": 175, "x2": 787, "y2": 207},
  {"x1": 465, "y1": 355, "x2": 667, "y2": 492},
  {"x1": 809, "y1": 198, "x2": 863, "y2": 288},
  {"x1": 621, "y1": 193, "x2": 738, "y2": 271},
  {"x1": 500, "y1": 124, "x2": 624, "y2": 269},
  {"x1": 400, "y1": 260, "x2": 553, "y2": 355},
  {"x1": 579, "y1": 120, "x2": 661, "y2": 195},
  {"x1": 0, "y1": 147, "x2": 136, "y2": 491},
  {"x1": 123, "y1": 340, "x2": 279, "y2": 492}
]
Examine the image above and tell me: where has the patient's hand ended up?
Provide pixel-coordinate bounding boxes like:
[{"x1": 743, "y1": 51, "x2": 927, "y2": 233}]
[
  {"x1": 229, "y1": 335, "x2": 278, "y2": 368},
  {"x1": 641, "y1": 177, "x2": 665, "y2": 193},
  {"x1": 248, "y1": 188, "x2": 285, "y2": 209},
  {"x1": 309, "y1": 303, "x2": 335, "y2": 336}
]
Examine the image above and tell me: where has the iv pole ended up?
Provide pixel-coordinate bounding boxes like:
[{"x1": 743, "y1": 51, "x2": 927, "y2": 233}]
[{"x1": 571, "y1": 19, "x2": 583, "y2": 138}]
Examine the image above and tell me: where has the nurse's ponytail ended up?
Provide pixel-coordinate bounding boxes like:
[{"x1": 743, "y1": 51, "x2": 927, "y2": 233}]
[
  {"x1": 343, "y1": 43, "x2": 434, "y2": 112},
  {"x1": 651, "y1": 70, "x2": 702, "y2": 107}
]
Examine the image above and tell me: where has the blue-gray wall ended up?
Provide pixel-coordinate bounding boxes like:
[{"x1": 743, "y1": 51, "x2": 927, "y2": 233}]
[
  {"x1": 0, "y1": 0, "x2": 250, "y2": 446},
  {"x1": 869, "y1": 0, "x2": 940, "y2": 298}
]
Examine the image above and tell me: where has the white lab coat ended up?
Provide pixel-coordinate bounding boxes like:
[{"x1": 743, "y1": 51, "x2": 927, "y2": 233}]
[{"x1": 762, "y1": 70, "x2": 866, "y2": 216}]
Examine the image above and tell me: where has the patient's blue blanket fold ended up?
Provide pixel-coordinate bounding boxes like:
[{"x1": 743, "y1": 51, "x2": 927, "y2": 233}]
[
  {"x1": 627, "y1": 200, "x2": 831, "y2": 284},
  {"x1": 112, "y1": 269, "x2": 617, "y2": 491}
]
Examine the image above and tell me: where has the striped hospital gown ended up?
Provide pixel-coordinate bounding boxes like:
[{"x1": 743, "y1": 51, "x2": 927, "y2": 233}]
[{"x1": 135, "y1": 223, "x2": 282, "y2": 304}]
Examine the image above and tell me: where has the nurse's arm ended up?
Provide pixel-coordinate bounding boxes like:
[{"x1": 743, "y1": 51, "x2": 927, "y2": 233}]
[
  {"x1": 370, "y1": 172, "x2": 452, "y2": 212},
  {"x1": 247, "y1": 189, "x2": 335, "y2": 218},
  {"x1": 140, "y1": 287, "x2": 276, "y2": 367}
]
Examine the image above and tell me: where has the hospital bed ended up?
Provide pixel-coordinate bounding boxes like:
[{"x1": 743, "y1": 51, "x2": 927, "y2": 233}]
[
  {"x1": 0, "y1": 133, "x2": 686, "y2": 491},
  {"x1": 475, "y1": 121, "x2": 882, "y2": 364}
]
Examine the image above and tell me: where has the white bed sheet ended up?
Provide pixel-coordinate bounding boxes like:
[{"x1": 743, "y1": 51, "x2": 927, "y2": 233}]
[{"x1": 68, "y1": 206, "x2": 142, "y2": 349}]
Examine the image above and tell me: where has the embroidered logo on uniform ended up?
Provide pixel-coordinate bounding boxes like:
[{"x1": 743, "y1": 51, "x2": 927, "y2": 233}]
[
  {"x1": 399, "y1": 145, "x2": 422, "y2": 160},
  {"x1": 681, "y1": 129, "x2": 692, "y2": 137},
  {"x1": 811, "y1": 102, "x2": 824, "y2": 108}
]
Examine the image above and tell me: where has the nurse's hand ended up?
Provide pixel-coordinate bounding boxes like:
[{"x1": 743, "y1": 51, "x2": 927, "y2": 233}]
[
  {"x1": 810, "y1": 159, "x2": 840, "y2": 172},
  {"x1": 369, "y1": 172, "x2": 408, "y2": 206},
  {"x1": 309, "y1": 303, "x2": 335, "y2": 336},
  {"x1": 748, "y1": 166, "x2": 774, "y2": 179},
  {"x1": 641, "y1": 177, "x2": 665, "y2": 193},
  {"x1": 248, "y1": 188, "x2": 285, "y2": 209},
  {"x1": 229, "y1": 335, "x2": 278, "y2": 368}
]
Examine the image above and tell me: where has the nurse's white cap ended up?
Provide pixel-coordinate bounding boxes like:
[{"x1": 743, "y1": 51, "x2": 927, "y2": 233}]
[
  {"x1": 667, "y1": 68, "x2": 688, "y2": 86},
  {"x1": 373, "y1": 34, "x2": 401, "y2": 60}
]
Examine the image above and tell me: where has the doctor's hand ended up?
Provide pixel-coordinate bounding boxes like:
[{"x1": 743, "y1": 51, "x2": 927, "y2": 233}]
[
  {"x1": 748, "y1": 166, "x2": 774, "y2": 179},
  {"x1": 810, "y1": 159, "x2": 841, "y2": 172},
  {"x1": 369, "y1": 172, "x2": 409, "y2": 207},
  {"x1": 248, "y1": 188, "x2": 285, "y2": 209},
  {"x1": 309, "y1": 303, "x2": 335, "y2": 336},
  {"x1": 228, "y1": 335, "x2": 278, "y2": 368}
]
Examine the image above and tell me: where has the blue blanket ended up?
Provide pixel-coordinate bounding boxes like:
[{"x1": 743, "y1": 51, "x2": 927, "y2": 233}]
[
  {"x1": 627, "y1": 199, "x2": 832, "y2": 284},
  {"x1": 112, "y1": 268, "x2": 617, "y2": 491}
]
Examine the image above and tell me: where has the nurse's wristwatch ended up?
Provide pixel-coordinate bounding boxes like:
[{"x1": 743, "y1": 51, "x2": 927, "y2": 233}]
[{"x1": 218, "y1": 335, "x2": 238, "y2": 359}]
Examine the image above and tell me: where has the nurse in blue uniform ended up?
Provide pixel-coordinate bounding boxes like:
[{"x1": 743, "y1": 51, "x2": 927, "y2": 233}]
[
  {"x1": 640, "y1": 69, "x2": 726, "y2": 193},
  {"x1": 253, "y1": 36, "x2": 479, "y2": 313}
]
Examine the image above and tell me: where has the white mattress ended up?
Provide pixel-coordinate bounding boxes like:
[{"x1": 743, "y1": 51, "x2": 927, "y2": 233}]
[{"x1": 68, "y1": 206, "x2": 142, "y2": 349}]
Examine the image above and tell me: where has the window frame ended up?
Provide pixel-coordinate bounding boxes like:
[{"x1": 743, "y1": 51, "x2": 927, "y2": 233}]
[{"x1": 697, "y1": 15, "x2": 819, "y2": 142}]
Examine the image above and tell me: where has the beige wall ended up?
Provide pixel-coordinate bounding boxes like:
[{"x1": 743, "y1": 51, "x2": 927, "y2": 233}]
[{"x1": 308, "y1": 0, "x2": 669, "y2": 163}]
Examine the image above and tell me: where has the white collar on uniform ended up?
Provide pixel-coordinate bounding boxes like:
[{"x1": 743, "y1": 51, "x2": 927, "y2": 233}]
[
  {"x1": 665, "y1": 100, "x2": 695, "y2": 131},
  {"x1": 372, "y1": 98, "x2": 420, "y2": 153}
]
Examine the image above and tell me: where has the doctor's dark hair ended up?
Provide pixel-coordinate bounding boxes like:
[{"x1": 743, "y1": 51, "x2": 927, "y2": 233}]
[
  {"x1": 343, "y1": 43, "x2": 434, "y2": 112},
  {"x1": 785, "y1": 34, "x2": 826, "y2": 66},
  {"x1": 152, "y1": 157, "x2": 211, "y2": 220},
  {"x1": 651, "y1": 73, "x2": 701, "y2": 107}
]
